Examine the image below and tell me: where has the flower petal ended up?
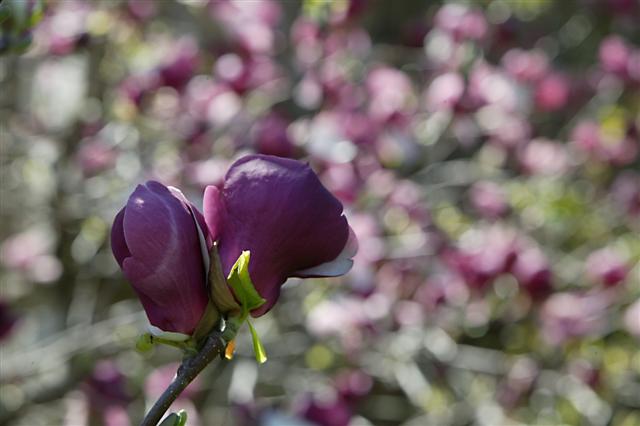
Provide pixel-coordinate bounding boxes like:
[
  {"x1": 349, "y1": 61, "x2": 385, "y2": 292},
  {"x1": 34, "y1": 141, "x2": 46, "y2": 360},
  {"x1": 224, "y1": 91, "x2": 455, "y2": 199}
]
[
  {"x1": 203, "y1": 185, "x2": 223, "y2": 242},
  {"x1": 111, "y1": 207, "x2": 130, "y2": 268},
  {"x1": 205, "y1": 154, "x2": 353, "y2": 316},
  {"x1": 296, "y1": 226, "x2": 358, "y2": 277},
  {"x1": 118, "y1": 181, "x2": 209, "y2": 334}
]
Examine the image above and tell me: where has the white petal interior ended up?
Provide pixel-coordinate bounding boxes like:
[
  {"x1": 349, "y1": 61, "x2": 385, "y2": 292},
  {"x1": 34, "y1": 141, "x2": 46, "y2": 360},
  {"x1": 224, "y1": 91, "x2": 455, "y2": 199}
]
[
  {"x1": 296, "y1": 225, "x2": 358, "y2": 277},
  {"x1": 168, "y1": 185, "x2": 211, "y2": 277}
]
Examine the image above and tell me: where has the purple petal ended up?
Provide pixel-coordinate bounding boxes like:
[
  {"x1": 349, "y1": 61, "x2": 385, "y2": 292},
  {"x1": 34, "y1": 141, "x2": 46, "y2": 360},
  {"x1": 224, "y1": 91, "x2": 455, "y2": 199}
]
[
  {"x1": 205, "y1": 154, "x2": 354, "y2": 316},
  {"x1": 111, "y1": 207, "x2": 130, "y2": 268},
  {"x1": 203, "y1": 185, "x2": 223, "y2": 242},
  {"x1": 116, "y1": 181, "x2": 209, "y2": 334},
  {"x1": 296, "y1": 226, "x2": 358, "y2": 277}
]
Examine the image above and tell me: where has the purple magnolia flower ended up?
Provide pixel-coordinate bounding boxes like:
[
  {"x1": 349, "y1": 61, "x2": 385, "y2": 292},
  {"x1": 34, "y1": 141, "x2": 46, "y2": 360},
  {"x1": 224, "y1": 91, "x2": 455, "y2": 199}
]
[
  {"x1": 111, "y1": 181, "x2": 210, "y2": 337},
  {"x1": 204, "y1": 155, "x2": 357, "y2": 317}
]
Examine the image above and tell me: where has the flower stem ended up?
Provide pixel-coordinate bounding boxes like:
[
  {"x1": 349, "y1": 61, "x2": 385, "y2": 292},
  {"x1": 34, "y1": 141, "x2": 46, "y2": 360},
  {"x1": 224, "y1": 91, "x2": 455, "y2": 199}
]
[{"x1": 140, "y1": 330, "x2": 226, "y2": 426}]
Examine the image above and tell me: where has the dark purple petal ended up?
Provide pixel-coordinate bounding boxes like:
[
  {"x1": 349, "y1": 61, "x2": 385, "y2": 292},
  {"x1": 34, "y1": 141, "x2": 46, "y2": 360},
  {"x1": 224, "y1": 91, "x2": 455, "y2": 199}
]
[
  {"x1": 113, "y1": 181, "x2": 209, "y2": 335},
  {"x1": 204, "y1": 154, "x2": 353, "y2": 316},
  {"x1": 110, "y1": 208, "x2": 130, "y2": 268}
]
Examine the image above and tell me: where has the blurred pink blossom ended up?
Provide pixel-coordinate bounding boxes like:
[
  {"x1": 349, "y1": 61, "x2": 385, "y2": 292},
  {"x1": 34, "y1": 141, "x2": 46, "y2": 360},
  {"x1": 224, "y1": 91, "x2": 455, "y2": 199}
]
[
  {"x1": 540, "y1": 291, "x2": 611, "y2": 345},
  {"x1": 519, "y1": 139, "x2": 570, "y2": 175},
  {"x1": 586, "y1": 247, "x2": 630, "y2": 287},
  {"x1": 535, "y1": 73, "x2": 570, "y2": 112},
  {"x1": 469, "y1": 181, "x2": 509, "y2": 220}
]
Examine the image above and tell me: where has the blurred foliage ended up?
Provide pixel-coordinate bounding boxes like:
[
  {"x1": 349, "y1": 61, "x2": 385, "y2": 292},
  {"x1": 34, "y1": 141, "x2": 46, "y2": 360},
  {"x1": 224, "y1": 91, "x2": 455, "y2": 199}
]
[{"x1": 1, "y1": 1, "x2": 639, "y2": 426}]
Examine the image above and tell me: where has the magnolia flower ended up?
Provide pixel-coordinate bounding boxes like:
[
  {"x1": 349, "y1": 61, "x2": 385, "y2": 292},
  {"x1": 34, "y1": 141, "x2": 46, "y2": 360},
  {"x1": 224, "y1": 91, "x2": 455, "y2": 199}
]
[
  {"x1": 204, "y1": 154, "x2": 357, "y2": 317},
  {"x1": 111, "y1": 181, "x2": 210, "y2": 337}
]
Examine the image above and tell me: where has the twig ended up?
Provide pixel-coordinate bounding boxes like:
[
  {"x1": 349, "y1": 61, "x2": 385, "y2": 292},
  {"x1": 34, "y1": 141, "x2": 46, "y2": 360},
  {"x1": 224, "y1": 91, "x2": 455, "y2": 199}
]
[{"x1": 140, "y1": 331, "x2": 226, "y2": 426}]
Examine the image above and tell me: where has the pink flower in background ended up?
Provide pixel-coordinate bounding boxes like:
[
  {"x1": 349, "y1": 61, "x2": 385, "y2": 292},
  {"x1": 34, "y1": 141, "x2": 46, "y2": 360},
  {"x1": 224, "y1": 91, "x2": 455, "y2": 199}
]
[
  {"x1": 434, "y1": 3, "x2": 487, "y2": 41},
  {"x1": 0, "y1": 229, "x2": 62, "y2": 284},
  {"x1": 519, "y1": 139, "x2": 569, "y2": 175},
  {"x1": 586, "y1": 247, "x2": 629, "y2": 287},
  {"x1": 75, "y1": 138, "x2": 118, "y2": 176},
  {"x1": 424, "y1": 72, "x2": 465, "y2": 112},
  {"x1": 512, "y1": 245, "x2": 553, "y2": 299},
  {"x1": 366, "y1": 67, "x2": 415, "y2": 124},
  {"x1": 502, "y1": 49, "x2": 549, "y2": 83},
  {"x1": 251, "y1": 112, "x2": 294, "y2": 157},
  {"x1": 157, "y1": 37, "x2": 199, "y2": 90},
  {"x1": 599, "y1": 35, "x2": 630, "y2": 76},
  {"x1": 535, "y1": 73, "x2": 570, "y2": 111},
  {"x1": 540, "y1": 292, "x2": 610, "y2": 345},
  {"x1": 469, "y1": 181, "x2": 509, "y2": 220},
  {"x1": 611, "y1": 171, "x2": 640, "y2": 218},
  {"x1": 571, "y1": 120, "x2": 639, "y2": 165},
  {"x1": 445, "y1": 226, "x2": 519, "y2": 290}
]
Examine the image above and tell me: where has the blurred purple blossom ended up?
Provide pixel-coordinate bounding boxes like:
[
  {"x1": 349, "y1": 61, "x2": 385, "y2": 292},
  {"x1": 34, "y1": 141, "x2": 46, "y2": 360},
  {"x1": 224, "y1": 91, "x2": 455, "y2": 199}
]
[
  {"x1": 585, "y1": 247, "x2": 630, "y2": 287},
  {"x1": 540, "y1": 291, "x2": 612, "y2": 346}
]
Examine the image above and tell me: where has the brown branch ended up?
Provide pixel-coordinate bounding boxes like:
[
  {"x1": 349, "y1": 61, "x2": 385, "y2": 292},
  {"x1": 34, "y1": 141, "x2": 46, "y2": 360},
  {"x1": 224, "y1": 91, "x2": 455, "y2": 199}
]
[{"x1": 140, "y1": 331, "x2": 226, "y2": 426}]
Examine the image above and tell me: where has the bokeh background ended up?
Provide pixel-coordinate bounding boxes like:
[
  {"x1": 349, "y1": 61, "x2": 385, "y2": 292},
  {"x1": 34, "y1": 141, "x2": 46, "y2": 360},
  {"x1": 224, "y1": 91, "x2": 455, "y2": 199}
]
[{"x1": 1, "y1": 0, "x2": 640, "y2": 425}]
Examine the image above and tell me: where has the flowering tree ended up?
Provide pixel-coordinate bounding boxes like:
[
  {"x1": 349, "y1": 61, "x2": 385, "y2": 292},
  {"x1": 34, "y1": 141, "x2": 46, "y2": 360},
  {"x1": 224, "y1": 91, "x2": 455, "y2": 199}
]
[{"x1": 1, "y1": 1, "x2": 639, "y2": 425}]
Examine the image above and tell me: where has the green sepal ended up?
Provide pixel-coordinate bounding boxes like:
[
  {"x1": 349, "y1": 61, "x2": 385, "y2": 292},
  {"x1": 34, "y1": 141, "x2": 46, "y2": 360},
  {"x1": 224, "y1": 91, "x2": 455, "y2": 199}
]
[
  {"x1": 135, "y1": 333, "x2": 198, "y2": 356},
  {"x1": 191, "y1": 302, "x2": 220, "y2": 345},
  {"x1": 247, "y1": 320, "x2": 267, "y2": 364},
  {"x1": 226, "y1": 251, "x2": 266, "y2": 316},
  {"x1": 159, "y1": 410, "x2": 188, "y2": 426},
  {"x1": 208, "y1": 243, "x2": 241, "y2": 315},
  {"x1": 135, "y1": 333, "x2": 154, "y2": 354}
]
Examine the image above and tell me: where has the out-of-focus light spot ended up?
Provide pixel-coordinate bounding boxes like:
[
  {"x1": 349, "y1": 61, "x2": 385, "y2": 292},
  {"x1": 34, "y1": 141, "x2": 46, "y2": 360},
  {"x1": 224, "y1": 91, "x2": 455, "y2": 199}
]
[
  {"x1": 116, "y1": 153, "x2": 141, "y2": 180},
  {"x1": 333, "y1": 140, "x2": 358, "y2": 163},
  {"x1": 477, "y1": 144, "x2": 507, "y2": 169},
  {"x1": 207, "y1": 91, "x2": 241, "y2": 126},
  {"x1": 560, "y1": 14, "x2": 591, "y2": 47},
  {"x1": 521, "y1": 205, "x2": 545, "y2": 230},
  {"x1": 511, "y1": 0, "x2": 548, "y2": 22},
  {"x1": 306, "y1": 344, "x2": 334, "y2": 370},
  {"x1": 424, "y1": 388, "x2": 451, "y2": 417},
  {"x1": 493, "y1": 275, "x2": 519, "y2": 299},
  {"x1": 228, "y1": 360, "x2": 258, "y2": 403},
  {"x1": 32, "y1": 57, "x2": 88, "y2": 130},
  {"x1": 425, "y1": 328, "x2": 457, "y2": 362},
  {"x1": 87, "y1": 10, "x2": 111, "y2": 36},
  {"x1": 383, "y1": 207, "x2": 410, "y2": 233},
  {"x1": 477, "y1": 402, "x2": 504, "y2": 426},
  {"x1": 434, "y1": 204, "x2": 468, "y2": 238},
  {"x1": 71, "y1": 234, "x2": 99, "y2": 264},
  {"x1": 424, "y1": 30, "x2": 454, "y2": 64},
  {"x1": 603, "y1": 347, "x2": 630, "y2": 373},
  {"x1": 151, "y1": 87, "x2": 180, "y2": 119},
  {"x1": 487, "y1": 1, "x2": 511, "y2": 24},
  {"x1": 215, "y1": 53, "x2": 243, "y2": 81}
]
